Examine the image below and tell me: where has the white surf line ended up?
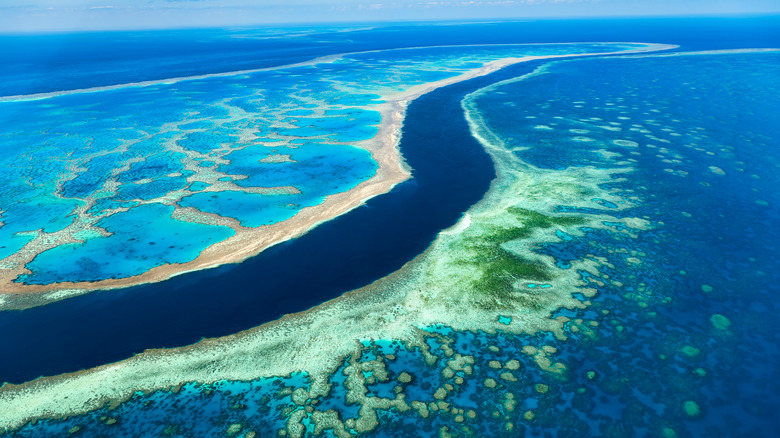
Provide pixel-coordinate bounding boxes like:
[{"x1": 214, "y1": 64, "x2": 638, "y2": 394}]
[
  {"x1": 0, "y1": 54, "x2": 344, "y2": 103},
  {"x1": 618, "y1": 47, "x2": 780, "y2": 58},
  {"x1": 335, "y1": 41, "x2": 673, "y2": 57},
  {"x1": 0, "y1": 42, "x2": 673, "y2": 103}
]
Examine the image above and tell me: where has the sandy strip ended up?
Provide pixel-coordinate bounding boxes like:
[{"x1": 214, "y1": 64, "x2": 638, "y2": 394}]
[
  {"x1": 0, "y1": 42, "x2": 663, "y2": 103},
  {"x1": 621, "y1": 47, "x2": 780, "y2": 58},
  {"x1": 0, "y1": 54, "x2": 344, "y2": 103},
  {"x1": 0, "y1": 43, "x2": 676, "y2": 308}
]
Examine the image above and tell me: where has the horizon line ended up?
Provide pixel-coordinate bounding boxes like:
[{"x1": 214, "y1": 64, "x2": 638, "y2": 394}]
[{"x1": 1, "y1": 12, "x2": 778, "y2": 36}]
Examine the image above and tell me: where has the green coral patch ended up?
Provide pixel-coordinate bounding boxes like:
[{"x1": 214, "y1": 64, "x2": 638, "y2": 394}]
[{"x1": 458, "y1": 208, "x2": 585, "y2": 310}]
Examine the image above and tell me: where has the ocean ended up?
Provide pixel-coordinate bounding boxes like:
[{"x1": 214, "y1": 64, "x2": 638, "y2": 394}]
[{"x1": 1, "y1": 16, "x2": 779, "y2": 437}]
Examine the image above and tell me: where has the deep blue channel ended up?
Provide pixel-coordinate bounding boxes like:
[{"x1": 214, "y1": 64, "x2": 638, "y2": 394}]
[{"x1": 0, "y1": 59, "x2": 562, "y2": 385}]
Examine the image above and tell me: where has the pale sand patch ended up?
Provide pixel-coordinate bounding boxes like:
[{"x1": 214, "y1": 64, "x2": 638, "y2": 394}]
[
  {"x1": 0, "y1": 43, "x2": 675, "y2": 309},
  {"x1": 259, "y1": 154, "x2": 296, "y2": 163},
  {"x1": 625, "y1": 48, "x2": 780, "y2": 60},
  {"x1": 440, "y1": 213, "x2": 471, "y2": 235}
]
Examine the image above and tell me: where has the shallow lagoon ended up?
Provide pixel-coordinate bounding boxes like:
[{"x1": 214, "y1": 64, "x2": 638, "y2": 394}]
[
  {"x1": 19, "y1": 204, "x2": 237, "y2": 284},
  {"x1": 1, "y1": 19, "x2": 780, "y2": 438},
  {"x1": 0, "y1": 41, "x2": 646, "y2": 287}
]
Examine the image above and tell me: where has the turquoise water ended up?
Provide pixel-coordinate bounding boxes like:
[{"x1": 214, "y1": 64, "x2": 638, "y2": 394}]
[
  {"x1": 9, "y1": 47, "x2": 779, "y2": 437},
  {"x1": 2, "y1": 17, "x2": 779, "y2": 437},
  {"x1": 179, "y1": 191, "x2": 304, "y2": 228},
  {"x1": 19, "y1": 204, "x2": 236, "y2": 283},
  {"x1": 0, "y1": 42, "x2": 643, "y2": 286}
]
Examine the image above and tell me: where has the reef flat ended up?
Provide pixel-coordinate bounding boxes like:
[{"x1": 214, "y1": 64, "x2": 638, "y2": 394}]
[
  {"x1": 0, "y1": 42, "x2": 682, "y2": 432},
  {"x1": 0, "y1": 43, "x2": 665, "y2": 309},
  {"x1": 2, "y1": 36, "x2": 778, "y2": 436}
]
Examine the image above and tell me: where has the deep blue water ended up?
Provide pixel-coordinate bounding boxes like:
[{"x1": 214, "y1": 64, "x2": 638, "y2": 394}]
[
  {"x1": 0, "y1": 52, "x2": 529, "y2": 384},
  {"x1": 0, "y1": 42, "x2": 618, "y2": 286},
  {"x1": 2, "y1": 16, "x2": 778, "y2": 96},
  {"x1": 2, "y1": 16, "x2": 780, "y2": 437},
  {"x1": 465, "y1": 50, "x2": 780, "y2": 436}
]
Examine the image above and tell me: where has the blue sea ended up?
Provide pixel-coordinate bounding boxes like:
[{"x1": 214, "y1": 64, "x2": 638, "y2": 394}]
[{"x1": 1, "y1": 16, "x2": 780, "y2": 437}]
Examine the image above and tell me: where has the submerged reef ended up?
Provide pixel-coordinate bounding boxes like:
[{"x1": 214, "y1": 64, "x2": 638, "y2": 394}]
[
  {"x1": 3, "y1": 47, "x2": 779, "y2": 437},
  {"x1": 0, "y1": 42, "x2": 660, "y2": 309},
  {"x1": 1, "y1": 44, "x2": 664, "y2": 432}
]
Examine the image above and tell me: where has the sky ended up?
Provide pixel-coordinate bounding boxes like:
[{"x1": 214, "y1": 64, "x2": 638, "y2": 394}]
[{"x1": 1, "y1": 0, "x2": 779, "y2": 32}]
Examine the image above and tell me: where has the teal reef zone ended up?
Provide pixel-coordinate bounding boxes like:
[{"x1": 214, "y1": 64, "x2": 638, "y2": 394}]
[
  {"x1": 1, "y1": 21, "x2": 780, "y2": 438},
  {"x1": 0, "y1": 42, "x2": 780, "y2": 437},
  {"x1": 0, "y1": 41, "x2": 653, "y2": 305}
]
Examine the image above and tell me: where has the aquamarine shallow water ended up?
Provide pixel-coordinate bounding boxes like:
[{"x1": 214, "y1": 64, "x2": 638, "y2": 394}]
[
  {"x1": 19, "y1": 204, "x2": 237, "y2": 284},
  {"x1": 7, "y1": 46, "x2": 780, "y2": 437},
  {"x1": 0, "y1": 43, "x2": 640, "y2": 286}
]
